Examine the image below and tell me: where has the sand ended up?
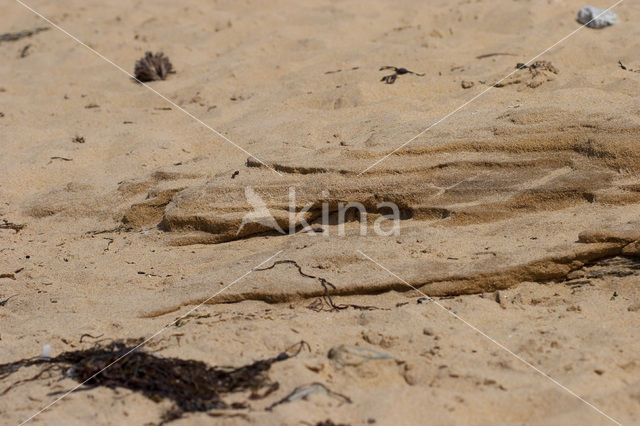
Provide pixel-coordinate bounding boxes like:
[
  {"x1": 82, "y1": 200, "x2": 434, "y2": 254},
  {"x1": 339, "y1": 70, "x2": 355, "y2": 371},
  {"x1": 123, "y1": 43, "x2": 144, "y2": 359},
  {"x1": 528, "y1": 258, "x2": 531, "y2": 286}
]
[{"x1": 1, "y1": 0, "x2": 640, "y2": 424}]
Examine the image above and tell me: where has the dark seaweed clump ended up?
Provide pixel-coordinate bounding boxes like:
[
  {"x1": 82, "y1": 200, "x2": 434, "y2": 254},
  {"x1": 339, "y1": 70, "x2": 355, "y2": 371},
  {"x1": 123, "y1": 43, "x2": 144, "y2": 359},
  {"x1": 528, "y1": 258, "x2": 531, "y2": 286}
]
[
  {"x1": 0, "y1": 339, "x2": 307, "y2": 421},
  {"x1": 134, "y1": 51, "x2": 173, "y2": 82},
  {"x1": 0, "y1": 27, "x2": 48, "y2": 43}
]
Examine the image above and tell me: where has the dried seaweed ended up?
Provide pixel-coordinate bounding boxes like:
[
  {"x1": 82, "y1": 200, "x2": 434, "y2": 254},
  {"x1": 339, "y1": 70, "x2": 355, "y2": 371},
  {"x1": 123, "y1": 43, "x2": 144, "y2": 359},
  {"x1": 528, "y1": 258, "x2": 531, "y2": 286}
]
[
  {"x1": 476, "y1": 52, "x2": 517, "y2": 59},
  {"x1": 79, "y1": 333, "x2": 104, "y2": 343},
  {"x1": 20, "y1": 44, "x2": 31, "y2": 58},
  {"x1": 0, "y1": 339, "x2": 308, "y2": 421},
  {"x1": 134, "y1": 51, "x2": 174, "y2": 82},
  {"x1": 0, "y1": 295, "x2": 17, "y2": 306},
  {"x1": 379, "y1": 66, "x2": 425, "y2": 84},
  {"x1": 85, "y1": 226, "x2": 126, "y2": 235},
  {"x1": 301, "y1": 421, "x2": 351, "y2": 426},
  {"x1": 255, "y1": 260, "x2": 384, "y2": 312},
  {"x1": 0, "y1": 27, "x2": 48, "y2": 43}
]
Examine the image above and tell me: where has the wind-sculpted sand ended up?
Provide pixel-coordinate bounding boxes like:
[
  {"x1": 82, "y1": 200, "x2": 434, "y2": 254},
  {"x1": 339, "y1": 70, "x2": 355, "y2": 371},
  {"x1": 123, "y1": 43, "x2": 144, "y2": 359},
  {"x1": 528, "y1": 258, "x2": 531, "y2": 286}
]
[
  {"x1": 110, "y1": 105, "x2": 640, "y2": 316},
  {"x1": 139, "y1": 214, "x2": 640, "y2": 316},
  {"x1": 2, "y1": 0, "x2": 640, "y2": 424},
  {"x1": 154, "y1": 109, "x2": 640, "y2": 246}
]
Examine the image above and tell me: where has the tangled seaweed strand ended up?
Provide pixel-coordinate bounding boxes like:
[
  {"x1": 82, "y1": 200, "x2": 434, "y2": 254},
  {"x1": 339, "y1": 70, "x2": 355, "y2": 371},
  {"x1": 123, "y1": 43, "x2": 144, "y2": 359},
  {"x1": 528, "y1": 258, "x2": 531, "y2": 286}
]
[
  {"x1": 255, "y1": 260, "x2": 385, "y2": 312},
  {"x1": 134, "y1": 51, "x2": 173, "y2": 82},
  {"x1": 0, "y1": 339, "x2": 308, "y2": 420}
]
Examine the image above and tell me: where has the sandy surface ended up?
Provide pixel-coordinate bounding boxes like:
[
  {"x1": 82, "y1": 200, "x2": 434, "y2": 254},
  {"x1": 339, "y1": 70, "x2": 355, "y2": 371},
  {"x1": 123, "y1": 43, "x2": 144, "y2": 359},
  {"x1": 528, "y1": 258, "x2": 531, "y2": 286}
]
[{"x1": 1, "y1": 0, "x2": 640, "y2": 424}]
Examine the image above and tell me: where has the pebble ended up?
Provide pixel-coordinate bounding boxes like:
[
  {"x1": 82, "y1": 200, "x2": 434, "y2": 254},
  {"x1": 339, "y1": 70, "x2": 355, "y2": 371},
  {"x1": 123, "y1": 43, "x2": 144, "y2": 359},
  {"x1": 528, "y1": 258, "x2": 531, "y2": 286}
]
[{"x1": 577, "y1": 6, "x2": 618, "y2": 29}]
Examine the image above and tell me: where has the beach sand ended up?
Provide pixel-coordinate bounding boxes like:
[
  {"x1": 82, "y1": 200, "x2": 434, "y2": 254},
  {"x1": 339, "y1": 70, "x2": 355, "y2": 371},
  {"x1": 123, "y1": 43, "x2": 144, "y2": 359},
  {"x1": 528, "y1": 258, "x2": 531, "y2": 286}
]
[{"x1": 1, "y1": 0, "x2": 640, "y2": 424}]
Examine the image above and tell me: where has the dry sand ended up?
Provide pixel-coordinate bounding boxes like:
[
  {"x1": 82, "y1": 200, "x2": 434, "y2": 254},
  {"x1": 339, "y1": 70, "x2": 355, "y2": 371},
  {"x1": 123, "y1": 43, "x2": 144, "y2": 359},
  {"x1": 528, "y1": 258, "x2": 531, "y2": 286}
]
[{"x1": 1, "y1": 0, "x2": 640, "y2": 424}]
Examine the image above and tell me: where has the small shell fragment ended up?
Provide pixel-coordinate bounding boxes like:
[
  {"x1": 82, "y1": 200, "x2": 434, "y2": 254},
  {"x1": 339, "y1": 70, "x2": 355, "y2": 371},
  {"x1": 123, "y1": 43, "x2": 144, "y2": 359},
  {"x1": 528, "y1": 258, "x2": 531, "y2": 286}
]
[{"x1": 41, "y1": 344, "x2": 52, "y2": 360}]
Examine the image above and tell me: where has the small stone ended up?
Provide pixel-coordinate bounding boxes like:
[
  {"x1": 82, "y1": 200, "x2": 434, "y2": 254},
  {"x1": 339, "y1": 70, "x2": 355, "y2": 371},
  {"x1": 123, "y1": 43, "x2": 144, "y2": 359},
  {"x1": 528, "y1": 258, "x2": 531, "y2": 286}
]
[
  {"x1": 577, "y1": 7, "x2": 618, "y2": 29},
  {"x1": 461, "y1": 80, "x2": 474, "y2": 89}
]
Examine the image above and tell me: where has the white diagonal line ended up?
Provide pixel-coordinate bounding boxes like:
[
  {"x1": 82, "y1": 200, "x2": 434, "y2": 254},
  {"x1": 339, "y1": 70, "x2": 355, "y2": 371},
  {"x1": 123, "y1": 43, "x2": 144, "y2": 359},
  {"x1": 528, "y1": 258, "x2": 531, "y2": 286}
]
[
  {"x1": 357, "y1": 250, "x2": 622, "y2": 425},
  {"x1": 358, "y1": 0, "x2": 624, "y2": 175},
  {"x1": 14, "y1": 0, "x2": 282, "y2": 177},
  {"x1": 17, "y1": 250, "x2": 283, "y2": 426}
]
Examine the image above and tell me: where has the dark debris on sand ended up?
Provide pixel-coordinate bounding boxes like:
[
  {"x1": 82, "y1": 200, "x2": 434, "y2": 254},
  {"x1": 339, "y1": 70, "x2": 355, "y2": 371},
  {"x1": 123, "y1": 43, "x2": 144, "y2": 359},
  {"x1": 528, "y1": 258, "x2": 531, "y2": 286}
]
[
  {"x1": 255, "y1": 260, "x2": 385, "y2": 312},
  {"x1": 0, "y1": 339, "x2": 308, "y2": 422},
  {"x1": 134, "y1": 51, "x2": 174, "y2": 82},
  {"x1": 1, "y1": 220, "x2": 25, "y2": 232},
  {"x1": 514, "y1": 60, "x2": 559, "y2": 74},
  {"x1": 492, "y1": 60, "x2": 558, "y2": 89},
  {"x1": 313, "y1": 420, "x2": 351, "y2": 426},
  {"x1": 379, "y1": 66, "x2": 425, "y2": 84},
  {"x1": 619, "y1": 60, "x2": 640, "y2": 73},
  {"x1": 0, "y1": 27, "x2": 48, "y2": 43}
]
